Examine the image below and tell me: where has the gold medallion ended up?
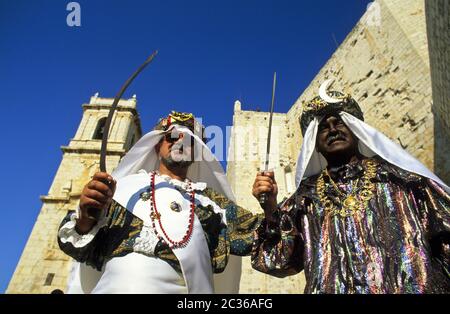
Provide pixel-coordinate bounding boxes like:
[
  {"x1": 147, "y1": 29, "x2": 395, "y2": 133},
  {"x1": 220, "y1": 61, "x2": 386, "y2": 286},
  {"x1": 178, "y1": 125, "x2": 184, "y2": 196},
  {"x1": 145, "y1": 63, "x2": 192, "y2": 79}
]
[{"x1": 343, "y1": 195, "x2": 357, "y2": 209}]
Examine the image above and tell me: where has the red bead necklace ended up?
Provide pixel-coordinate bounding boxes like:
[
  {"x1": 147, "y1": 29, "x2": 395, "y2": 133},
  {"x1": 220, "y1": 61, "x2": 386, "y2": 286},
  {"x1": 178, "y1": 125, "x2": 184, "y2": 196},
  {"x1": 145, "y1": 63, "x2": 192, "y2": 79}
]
[{"x1": 149, "y1": 171, "x2": 196, "y2": 249}]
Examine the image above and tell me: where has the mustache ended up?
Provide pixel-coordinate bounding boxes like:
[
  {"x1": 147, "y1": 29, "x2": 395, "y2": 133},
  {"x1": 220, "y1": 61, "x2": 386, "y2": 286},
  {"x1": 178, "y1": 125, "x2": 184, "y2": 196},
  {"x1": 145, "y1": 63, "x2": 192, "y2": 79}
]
[{"x1": 327, "y1": 133, "x2": 346, "y2": 145}]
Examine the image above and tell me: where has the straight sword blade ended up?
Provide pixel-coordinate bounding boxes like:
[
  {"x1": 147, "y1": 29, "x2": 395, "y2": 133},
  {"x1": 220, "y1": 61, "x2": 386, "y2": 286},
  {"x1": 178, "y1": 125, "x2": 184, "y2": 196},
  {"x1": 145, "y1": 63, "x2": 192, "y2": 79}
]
[
  {"x1": 259, "y1": 72, "x2": 277, "y2": 205},
  {"x1": 264, "y1": 72, "x2": 277, "y2": 172}
]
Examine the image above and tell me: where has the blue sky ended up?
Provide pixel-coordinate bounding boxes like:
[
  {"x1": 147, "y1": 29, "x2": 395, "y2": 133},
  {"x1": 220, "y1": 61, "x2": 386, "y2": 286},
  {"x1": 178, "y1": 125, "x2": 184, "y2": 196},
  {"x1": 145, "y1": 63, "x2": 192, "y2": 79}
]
[{"x1": 0, "y1": 0, "x2": 371, "y2": 292}]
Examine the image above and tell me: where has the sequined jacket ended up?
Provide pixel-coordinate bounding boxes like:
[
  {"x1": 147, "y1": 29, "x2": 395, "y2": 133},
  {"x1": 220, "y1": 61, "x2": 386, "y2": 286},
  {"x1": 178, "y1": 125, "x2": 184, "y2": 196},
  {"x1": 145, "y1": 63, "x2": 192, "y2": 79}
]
[
  {"x1": 58, "y1": 187, "x2": 263, "y2": 275},
  {"x1": 251, "y1": 157, "x2": 450, "y2": 293}
]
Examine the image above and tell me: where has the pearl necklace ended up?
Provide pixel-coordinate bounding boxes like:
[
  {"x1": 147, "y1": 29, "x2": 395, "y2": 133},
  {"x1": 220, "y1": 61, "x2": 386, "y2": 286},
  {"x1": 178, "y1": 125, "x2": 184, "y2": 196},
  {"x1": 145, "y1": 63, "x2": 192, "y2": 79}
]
[{"x1": 149, "y1": 171, "x2": 196, "y2": 248}]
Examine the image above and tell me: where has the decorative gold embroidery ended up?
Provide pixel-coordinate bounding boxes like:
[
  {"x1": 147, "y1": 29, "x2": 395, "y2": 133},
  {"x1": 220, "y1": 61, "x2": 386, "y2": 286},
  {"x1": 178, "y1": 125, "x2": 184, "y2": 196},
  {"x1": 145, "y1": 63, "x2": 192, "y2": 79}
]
[{"x1": 316, "y1": 159, "x2": 377, "y2": 218}]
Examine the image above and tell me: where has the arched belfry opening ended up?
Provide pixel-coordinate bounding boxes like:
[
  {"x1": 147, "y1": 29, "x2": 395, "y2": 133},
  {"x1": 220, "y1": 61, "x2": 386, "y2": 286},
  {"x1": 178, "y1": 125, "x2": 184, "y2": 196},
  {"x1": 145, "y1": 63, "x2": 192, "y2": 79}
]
[{"x1": 93, "y1": 117, "x2": 107, "y2": 140}]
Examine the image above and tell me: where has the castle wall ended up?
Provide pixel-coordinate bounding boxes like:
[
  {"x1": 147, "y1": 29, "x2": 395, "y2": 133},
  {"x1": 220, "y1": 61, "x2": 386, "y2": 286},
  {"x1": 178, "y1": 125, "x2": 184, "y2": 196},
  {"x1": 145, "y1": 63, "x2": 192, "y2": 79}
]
[{"x1": 425, "y1": 0, "x2": 450, "y2": 184}]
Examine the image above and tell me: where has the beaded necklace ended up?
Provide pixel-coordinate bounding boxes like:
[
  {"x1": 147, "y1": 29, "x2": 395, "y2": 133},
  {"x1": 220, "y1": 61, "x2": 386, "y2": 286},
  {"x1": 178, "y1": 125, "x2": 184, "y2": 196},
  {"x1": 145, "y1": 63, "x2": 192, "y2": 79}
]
[{"x1": 149, "y1": 171, "x2": 196, "y2": 248}]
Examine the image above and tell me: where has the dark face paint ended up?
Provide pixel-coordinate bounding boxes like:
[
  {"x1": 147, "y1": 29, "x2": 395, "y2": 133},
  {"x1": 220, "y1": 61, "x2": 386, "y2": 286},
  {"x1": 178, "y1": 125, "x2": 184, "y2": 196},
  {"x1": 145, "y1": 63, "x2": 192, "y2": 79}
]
[{"x1": 316, "y1": 114, "x2": 359, "y2": 163}]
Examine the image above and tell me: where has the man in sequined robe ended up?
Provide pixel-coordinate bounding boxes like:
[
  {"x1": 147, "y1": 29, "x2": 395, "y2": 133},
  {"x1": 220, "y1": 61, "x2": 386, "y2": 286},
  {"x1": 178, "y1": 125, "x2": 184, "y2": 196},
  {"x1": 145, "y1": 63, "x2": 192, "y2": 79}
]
[
  {"x1": 58, "y1": 111, "x2": 262, "y2": 294},
  {"x1": 251, "y1": 86, "x2": 450, "y2": 293}
]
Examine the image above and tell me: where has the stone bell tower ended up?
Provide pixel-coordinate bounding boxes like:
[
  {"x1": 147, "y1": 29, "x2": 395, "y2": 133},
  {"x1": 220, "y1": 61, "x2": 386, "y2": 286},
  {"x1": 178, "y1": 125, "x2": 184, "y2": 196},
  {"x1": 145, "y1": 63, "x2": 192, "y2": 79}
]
[{"x1": 6, "y1": 94, "x2": 142, "y2": 293}]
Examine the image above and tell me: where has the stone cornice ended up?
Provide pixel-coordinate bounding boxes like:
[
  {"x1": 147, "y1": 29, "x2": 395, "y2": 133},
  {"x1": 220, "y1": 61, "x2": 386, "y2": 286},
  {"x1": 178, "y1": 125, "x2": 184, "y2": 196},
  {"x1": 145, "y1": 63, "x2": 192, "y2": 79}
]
[
  {"x1": 40, "y1": 192, "x2": 82, "y2": 203},
  {"x1": 60, "y1": 146, "x2": 126, "y2": 155},
  {"x1": 82, "y1": 104, "x2": 138, "y2": 115}
]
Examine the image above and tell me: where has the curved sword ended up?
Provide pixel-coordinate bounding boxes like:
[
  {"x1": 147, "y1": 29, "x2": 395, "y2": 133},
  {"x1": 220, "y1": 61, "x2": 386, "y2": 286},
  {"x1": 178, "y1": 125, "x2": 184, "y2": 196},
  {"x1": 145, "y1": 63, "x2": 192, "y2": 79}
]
[
  {"x1": 87, "y1": 51, "x2": 158, "y2": 220},
  {"x1": 99, "y1": 50, "x2": 158, "y2": 172}
]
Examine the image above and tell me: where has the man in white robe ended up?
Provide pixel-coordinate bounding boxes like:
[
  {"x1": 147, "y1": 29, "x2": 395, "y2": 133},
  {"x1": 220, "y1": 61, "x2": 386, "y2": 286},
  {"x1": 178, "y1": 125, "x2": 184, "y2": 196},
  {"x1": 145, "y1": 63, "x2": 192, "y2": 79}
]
[{"x1": 58, "y1": 111, "x2": 262, "y2": 294}]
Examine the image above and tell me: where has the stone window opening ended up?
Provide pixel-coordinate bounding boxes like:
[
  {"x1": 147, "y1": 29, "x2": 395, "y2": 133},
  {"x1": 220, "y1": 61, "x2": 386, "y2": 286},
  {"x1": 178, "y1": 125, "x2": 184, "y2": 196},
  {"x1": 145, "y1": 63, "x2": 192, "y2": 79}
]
[
  {"x1": 93, "y1": 117, "x2": 107, "y2": 140},
  {"x1": 129, "y1": 133, "x2": 136, "y2": 148},
  {"x1": 44, "y1": 273, "x2": 55, "y2": 286}
]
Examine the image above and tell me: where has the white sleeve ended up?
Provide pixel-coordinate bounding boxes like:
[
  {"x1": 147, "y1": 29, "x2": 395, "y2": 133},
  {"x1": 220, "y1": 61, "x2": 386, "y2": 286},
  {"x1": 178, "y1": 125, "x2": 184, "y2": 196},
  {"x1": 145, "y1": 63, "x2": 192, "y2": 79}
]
[{"x1": 58, "y1": 208, "x2": 108, "y2": 248}]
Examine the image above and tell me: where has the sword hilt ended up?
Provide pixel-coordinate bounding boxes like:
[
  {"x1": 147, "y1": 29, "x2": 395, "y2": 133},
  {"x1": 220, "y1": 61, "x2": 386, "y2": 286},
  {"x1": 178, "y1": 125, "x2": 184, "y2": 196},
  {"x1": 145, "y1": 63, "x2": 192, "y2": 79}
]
[
  {"x1": 85, "y1": 177, "x2": 114, "y2": 221},
  {"x1": 258, "y1": 169, "x2": 272, "y2": 207},
  {"x1": 258, "y1": 193, "x2": 268, "y2": 206}
]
